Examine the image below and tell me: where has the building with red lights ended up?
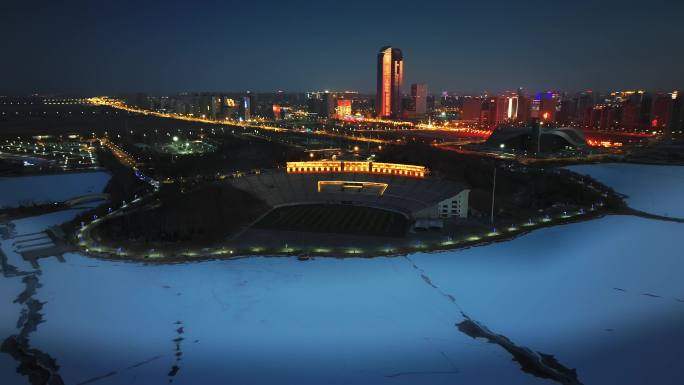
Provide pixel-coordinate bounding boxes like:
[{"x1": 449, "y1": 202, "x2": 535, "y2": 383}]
[{"x1": 335, "y1": 99, "x2": 352, "y2": 119}]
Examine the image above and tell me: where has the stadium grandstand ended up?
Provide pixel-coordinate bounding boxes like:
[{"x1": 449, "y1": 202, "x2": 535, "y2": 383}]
[{"x1": 228, "y1": 161, "x2": 469, "y2": 222}]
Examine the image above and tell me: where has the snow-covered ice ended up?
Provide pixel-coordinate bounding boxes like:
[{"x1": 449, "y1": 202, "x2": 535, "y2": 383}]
[
  {"x1": 566, "y1": 163, "x2": 684, "y2": 218},
  {"x1": 0, "y1": 171, "x2": 110, "y2": 208},
  {"x1": 1, "y1": 163, "x2": 683, "y2": 385}
]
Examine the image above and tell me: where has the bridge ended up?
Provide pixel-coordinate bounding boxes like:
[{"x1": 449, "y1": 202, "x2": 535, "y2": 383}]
[{"x1": 64, "y1": 193, "x2": 110, "y2": 207}]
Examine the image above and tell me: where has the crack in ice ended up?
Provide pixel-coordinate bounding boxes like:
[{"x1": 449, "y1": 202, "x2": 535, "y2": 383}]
[{"x1": 404, "y1": 255, "x2": 584, "y2": 385}]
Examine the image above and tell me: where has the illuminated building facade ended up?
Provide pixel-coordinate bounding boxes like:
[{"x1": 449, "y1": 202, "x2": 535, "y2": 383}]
[
  {"x1": 286, "y1": 161, "x2": 427, "y2": 177},
  {"x1": 506, "y1": 96, "x2": 519, "y2": 121},
  {"x1": 241, "y1": 95, "x2": 251, "y2": 121},
  {"x1": 272, "y1": 104, "x2": 282, "y2": 120},
  {"x1": 234, "y1": 162, "x2": 468, "y2": 221},
  {"x1": 336, "y1": 99, "x2": 352, "y2": 119},
  {"x1": 376, "y1": 46, "x2": 403, "y2": 118}
]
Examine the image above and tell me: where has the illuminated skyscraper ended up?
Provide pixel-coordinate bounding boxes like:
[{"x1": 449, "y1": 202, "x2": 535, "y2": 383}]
[
  {"x1": 505, "y1": 95, "x2": 519, "y2": 121},
  {"x1": 376, "y1": 46, "x2": 403, "y2": 118},
  {"x1": 241, "y1": 95, "x2": 251, "y2": 121}
]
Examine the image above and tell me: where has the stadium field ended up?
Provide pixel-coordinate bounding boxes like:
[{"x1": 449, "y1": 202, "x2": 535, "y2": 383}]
[{"x1": 254, "y1": 204, "x2": 408, "y2": 237}]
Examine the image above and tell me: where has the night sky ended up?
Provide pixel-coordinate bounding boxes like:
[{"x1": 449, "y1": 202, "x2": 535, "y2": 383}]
[{"x1": 3, "y1": 0, "x2": 683, "y2": 95}]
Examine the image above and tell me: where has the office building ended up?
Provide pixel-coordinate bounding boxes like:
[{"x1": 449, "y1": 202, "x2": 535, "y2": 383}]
[{"x1": 376, "y1": 46, "x2": 404, "y2": 118}]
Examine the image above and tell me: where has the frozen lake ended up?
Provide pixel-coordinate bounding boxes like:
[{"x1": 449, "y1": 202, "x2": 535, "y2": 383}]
[
  {"x1": 0, "y1": 171, "x2": 111, "y2": 208},
  {"x1": 1, "y1": 163, "x2": 683, "y2": 385},
  {"x1": 565, "y1": 163, "x2": 684, "y2": 218}
]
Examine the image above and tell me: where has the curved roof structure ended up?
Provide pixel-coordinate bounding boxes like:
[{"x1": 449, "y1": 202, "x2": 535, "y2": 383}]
[{"x1": 485, "y1": 125, "x2": 587, "y2": 152}]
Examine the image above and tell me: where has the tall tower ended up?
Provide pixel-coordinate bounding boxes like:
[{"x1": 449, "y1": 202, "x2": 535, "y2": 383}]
[{"x1": 376, "y1": 46, "x2": 403, "y2": 118}]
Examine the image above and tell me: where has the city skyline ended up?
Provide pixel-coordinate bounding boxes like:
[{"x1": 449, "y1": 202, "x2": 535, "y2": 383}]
[{"x1": 3, "y1": 0, "x2": 684, "y2": 95}]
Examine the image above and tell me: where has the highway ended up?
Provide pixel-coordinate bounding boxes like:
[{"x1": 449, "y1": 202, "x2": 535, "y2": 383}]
[{"x1": 87, "y1": 97, "x2": 388, "y2": 145}]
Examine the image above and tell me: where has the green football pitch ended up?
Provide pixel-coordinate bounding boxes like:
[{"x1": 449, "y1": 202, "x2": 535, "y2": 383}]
[{"x1": 254, "y1": 204, "x2": 408, "y2": 237}]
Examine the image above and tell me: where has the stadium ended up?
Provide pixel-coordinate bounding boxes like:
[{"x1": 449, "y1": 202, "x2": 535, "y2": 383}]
[{"x1": 228, "y1": 161, "x2": 470, "y2": 237}]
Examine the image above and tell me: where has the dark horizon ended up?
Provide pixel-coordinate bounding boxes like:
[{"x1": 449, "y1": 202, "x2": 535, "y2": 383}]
[{"x1": 2, "y1": 0, "x2": 684, "y2": 96}]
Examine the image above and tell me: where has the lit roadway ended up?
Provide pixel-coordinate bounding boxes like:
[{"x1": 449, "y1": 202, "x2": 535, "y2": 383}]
[
  {"x1": 100, "y1": 138, "x2": 138, "y2": 168},
  {"x1": 86, "y1": 97, "x2": 646, "y2": 164},
  {"x1": 87, "y1": 97, "x2": 386, "y2": 144}
]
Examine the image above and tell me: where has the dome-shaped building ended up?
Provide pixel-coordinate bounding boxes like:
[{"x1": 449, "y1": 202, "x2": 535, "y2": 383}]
[{"x1": 484, "y1": 124, "x2": 587, "y2": 153}]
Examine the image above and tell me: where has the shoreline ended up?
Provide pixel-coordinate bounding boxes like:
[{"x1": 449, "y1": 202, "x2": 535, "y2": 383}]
[
  {"x1": 73, "y1": 205, "x2": 613, "y2": 264},
  {"x1": 70, "y1": 163, "x2": 627, "y2": 263}
]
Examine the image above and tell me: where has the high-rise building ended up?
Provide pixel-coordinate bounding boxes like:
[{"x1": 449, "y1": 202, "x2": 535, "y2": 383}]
[
  {"x1": 411, "y1": 83, "x2": 427, "y2": 116},
  {"x1": 376, "y1": 46, "x2": 403, "y2": 118},
  {"x1": 505, "y1": 96, "x2": 519, "y2": 121},
  {"x1": 670, "y1": 92, "x2": 683, "y2": 133},
  {"x1": 461, "y1": 97, "x2": 483, "y2": 122},
  {"x1": 241, "y1": 95, "x2": 251, "y2": 121},
  {"x1": 575, "y1": 91, "x2": 594, "y2": 124},
  {"x1": 539, "y1": 98, "x2": 557, "y2": 122},
  {"x1": 585, "y1": 105, "x2": 603, "y2": 128},
  {"x1": 404, "y1": 83, "x2": 427, "y2": 118},
  {"x1": 516, "y1": 96, "x2": 531, "y2": 123},
  {"x1": 307, "y1": 91, "x2": 336, "y2": 118},
  {"x1": 599, "y1": 106, "x2": 618, "y2": 129},
  {"x1": 651, "y1": 93, "x2": 674, "y2": 131},
  {"x1": 484, "y1": 96, "x2": 507, "y2": 126},
  {"x1": 621, "y1": 101, "x2": 641, "y2": 130},
  {"x1": 557, "y1": 99, "x2": 572, "y2": 124}
]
